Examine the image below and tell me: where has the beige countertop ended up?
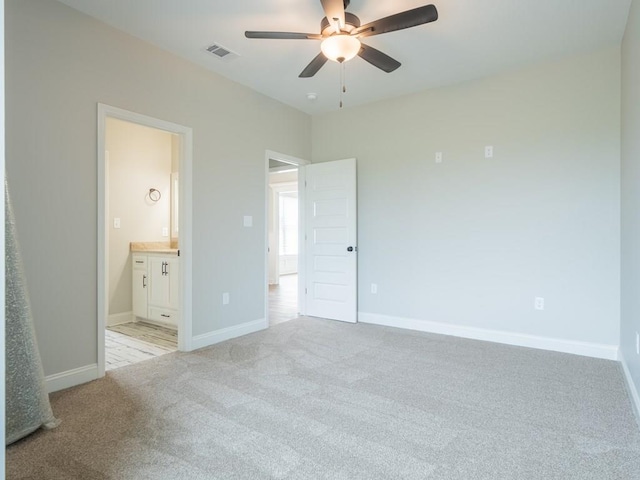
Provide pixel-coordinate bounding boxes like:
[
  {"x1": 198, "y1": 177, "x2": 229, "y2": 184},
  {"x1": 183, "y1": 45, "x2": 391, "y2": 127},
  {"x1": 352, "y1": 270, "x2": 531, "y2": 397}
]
[{"x1": 130, "y1": 242, "x2": 179, "y2": 254}]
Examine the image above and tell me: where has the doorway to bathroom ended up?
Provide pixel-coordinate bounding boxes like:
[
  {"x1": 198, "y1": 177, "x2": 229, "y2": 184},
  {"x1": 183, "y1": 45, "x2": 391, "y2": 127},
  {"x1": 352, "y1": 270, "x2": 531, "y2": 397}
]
[
  {"x1": 98, "y1": 104, "x2": 193, "y2": 376},
  {"x1": 104, "y1": 117, "x2": 179, "y2": 370}
]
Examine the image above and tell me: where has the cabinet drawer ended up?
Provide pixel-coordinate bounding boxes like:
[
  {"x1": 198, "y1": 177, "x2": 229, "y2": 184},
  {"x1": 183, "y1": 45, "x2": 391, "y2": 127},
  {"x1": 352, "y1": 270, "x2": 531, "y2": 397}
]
[
  {"x1": 148, "y1": 307, "x2": 178, "y2": 328},
  {"x1": 132, "y1": 255, "x2": 148, "y2": 270}
]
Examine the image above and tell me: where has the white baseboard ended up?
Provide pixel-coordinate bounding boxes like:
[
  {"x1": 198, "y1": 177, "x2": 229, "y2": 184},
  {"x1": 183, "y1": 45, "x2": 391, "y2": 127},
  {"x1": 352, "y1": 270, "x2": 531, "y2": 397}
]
[
  {"x1": 358, "y1": 312, "x2": 619, "y2": 361},
  {"x1": 45, "y1": 364, "x2": 98, "y2": 393},
  {"x1": 191, "y1": 318, "x2": 268, "y2": 351},
  {"x1": 620, "y1": 354, "x2": 640, "y2": 429},
  {"x1": 108, "y1": 311, "x2": 133, "y2": 327}
]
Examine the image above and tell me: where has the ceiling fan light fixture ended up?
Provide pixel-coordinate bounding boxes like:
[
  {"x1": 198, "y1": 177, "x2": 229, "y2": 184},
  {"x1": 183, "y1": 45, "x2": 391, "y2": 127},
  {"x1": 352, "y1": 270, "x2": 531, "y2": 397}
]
[{"x1": 321, "y1": 34, "x2": 361, "y2": 63}]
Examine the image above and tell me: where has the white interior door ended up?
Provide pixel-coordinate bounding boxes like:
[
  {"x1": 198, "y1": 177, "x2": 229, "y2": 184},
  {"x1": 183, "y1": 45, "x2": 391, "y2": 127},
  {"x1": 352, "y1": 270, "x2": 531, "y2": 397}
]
[{"x1": 304, "y1": 158, "x2": 357, "y2": 323}]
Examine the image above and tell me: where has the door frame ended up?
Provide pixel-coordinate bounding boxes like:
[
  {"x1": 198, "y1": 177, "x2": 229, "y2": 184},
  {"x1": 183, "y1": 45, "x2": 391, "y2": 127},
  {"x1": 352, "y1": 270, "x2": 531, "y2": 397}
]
[
  {"x1": 97, "y1": 104, "x2": 194, "y2": 377},
  {"x1": 265, "y1": 150, "x2": 309, "y2": 324}
]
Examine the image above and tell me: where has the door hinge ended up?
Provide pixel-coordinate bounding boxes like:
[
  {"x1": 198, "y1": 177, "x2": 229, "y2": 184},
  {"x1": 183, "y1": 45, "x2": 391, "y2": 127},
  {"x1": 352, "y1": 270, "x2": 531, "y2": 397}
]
[
  {"x1": 305, "y1": 288, "x2": 308, "y2": 294},
  {"x1": 177, "y1": 249, "x2": 180, "y2": 257}
]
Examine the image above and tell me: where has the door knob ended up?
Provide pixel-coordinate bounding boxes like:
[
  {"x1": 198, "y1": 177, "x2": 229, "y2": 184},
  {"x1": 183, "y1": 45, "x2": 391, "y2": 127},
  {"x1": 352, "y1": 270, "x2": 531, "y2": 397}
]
[{"x1": 347, "y1": 246, "x2": 354, "y2": 252}]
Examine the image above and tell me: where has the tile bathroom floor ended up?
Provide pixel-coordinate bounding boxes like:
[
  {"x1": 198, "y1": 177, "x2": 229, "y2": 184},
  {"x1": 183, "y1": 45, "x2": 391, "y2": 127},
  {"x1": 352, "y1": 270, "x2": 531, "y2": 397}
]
[{"x1": 106, "y1": 321, "x2": 178, "y2": 371}]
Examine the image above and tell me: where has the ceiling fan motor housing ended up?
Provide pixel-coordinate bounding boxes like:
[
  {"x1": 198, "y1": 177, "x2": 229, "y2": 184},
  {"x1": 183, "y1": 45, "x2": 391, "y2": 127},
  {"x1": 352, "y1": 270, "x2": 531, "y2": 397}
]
[
  {"x1": 321, "y1": 12, "x2": 361, "y2": 36},
  {"x1": 245, "y1": 2, "x2": 439, "y2": 78}
]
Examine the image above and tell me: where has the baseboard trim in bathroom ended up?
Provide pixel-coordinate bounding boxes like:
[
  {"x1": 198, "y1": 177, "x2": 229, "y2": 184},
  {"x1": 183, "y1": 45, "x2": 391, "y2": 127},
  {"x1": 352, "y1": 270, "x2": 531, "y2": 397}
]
[{"x1": 107, "y1": 311, "x2": 134, "y2": 327}]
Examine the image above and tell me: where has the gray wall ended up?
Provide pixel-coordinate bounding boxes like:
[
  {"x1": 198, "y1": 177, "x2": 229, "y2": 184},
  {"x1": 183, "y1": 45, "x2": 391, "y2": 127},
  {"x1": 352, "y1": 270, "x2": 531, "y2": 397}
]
[
  {"x1": 621, "y1": 0, "x2": 640, "y2": 410},
  {"x1": 312, "y1": 47, "x2": 621, "y2": 346},
  {"x1": 5, "y1": 0, "x2": 311, "y2": 376}
]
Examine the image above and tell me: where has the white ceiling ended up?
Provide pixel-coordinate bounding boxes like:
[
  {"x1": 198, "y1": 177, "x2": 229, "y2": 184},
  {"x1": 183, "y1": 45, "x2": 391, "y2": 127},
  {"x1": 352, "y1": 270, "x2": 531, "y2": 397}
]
[{"x1": 56, "y1": 0, "x2": 631, "y2": 115}]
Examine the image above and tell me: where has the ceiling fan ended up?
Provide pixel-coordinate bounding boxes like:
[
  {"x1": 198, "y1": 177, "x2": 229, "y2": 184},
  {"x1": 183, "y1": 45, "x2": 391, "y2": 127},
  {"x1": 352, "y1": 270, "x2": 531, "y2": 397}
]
[{"x1": 245, "y1": 0, "x2": 438, "y2": 78}]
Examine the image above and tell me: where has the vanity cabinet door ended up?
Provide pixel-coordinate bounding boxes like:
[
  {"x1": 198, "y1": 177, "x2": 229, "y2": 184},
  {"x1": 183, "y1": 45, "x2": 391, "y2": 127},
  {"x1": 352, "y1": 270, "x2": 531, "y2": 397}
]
[
  {"x1": 166, "y1": 257, "x2": 180, "y2": 310},
  {"x1": 148, "y1": 257, "x2": 170, "y2": 308},
  {"x1": 132, "y1": 270, "x2": 148, "y2": 318},
  {"x1": 132, "y1": 255, "x2": 148, "y2": 318}
]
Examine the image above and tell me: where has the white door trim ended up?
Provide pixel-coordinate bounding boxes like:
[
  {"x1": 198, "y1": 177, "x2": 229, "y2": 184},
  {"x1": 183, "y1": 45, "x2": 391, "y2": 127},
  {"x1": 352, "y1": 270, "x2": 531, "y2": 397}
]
[
  {"x1": 264, "y1": 150, "x2": 309, "y2": 325},
  {"x1": 97, "y1": 103, "x2": 194, "y2": 378}
]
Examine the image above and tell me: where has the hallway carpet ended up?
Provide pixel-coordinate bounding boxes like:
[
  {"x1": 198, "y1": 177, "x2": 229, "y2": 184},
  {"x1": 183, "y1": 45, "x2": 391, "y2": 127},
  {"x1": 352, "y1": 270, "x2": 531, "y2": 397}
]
[{"x1": 6, "y1": 317, "x2": 640, "y2": 479}]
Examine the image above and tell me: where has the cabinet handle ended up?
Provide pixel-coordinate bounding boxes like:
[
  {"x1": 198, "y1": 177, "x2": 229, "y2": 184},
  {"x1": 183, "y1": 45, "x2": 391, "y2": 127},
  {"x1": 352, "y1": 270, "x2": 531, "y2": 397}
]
[
  {"x1": 142, "y1": 275, "x2": 147, "y2": 288},
  {"x1": 161, "y1": 314, "x2": 170, "y2": 318}
]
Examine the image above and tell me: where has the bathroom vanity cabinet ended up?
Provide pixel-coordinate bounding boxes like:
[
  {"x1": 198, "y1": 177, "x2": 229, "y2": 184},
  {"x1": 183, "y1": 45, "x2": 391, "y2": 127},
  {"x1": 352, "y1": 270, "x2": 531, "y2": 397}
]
[{"x1": 132, "y1": 252, "x2": 179, "y2": 329}]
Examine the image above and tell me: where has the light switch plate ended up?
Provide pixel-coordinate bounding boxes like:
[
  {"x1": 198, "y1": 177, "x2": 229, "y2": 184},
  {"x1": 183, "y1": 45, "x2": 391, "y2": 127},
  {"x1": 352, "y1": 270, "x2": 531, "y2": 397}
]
[
  {"x1": 243, "y1": 216, "x2": 253, "y2": 227},
  {"x1": 435, "y1": 152, "x2": 443, "y2": 163},
  {"x1": 113, "y1": 218, "x2": 121, "y2": 229},
  {"x1": 222, "y1": 292, "x2": 230, "y2": 305}
]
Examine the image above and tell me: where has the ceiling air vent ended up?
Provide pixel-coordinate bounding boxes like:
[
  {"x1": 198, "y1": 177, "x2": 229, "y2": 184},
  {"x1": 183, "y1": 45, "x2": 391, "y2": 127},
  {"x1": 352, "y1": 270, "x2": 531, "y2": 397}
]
[{"x1": 206, "y1": 43, "x2": 239, "y2": 61}]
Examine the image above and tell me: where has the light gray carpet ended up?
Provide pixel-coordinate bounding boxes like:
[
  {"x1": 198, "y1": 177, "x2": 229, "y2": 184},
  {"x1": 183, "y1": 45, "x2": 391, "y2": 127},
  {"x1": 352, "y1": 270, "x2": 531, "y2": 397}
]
[{"x1": 6, "y1": 317, "x2": 640, "y2": 479}]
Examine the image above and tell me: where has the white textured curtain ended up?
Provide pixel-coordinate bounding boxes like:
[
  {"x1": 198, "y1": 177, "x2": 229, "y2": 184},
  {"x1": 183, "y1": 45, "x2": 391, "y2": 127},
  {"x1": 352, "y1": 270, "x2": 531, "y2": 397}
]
[{"x1": 5, "y1": 179, "x2": 58, "y2": 445}]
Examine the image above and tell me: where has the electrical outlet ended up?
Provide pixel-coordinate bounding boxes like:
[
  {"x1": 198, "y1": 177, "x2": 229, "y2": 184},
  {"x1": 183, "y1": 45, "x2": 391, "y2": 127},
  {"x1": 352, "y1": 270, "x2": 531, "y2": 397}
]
[
  {"x1": 435, "y1": 152, "x2": 443, "y2": 164},
  {"x1": 243, "y1": 216, "x2": 253, "y2": 227},
  {"x1": 371, "y1": 283, "x2": 378, "y2": 294},
  {"x1": 534, "y1": 297, "x2": 544, "y2": 310},
  {"x1": 485, "y1": 145, "x2": 494, "y2": 158},
  {"x1": 636, "y1": 332, "x2": 639, "y2": 355},
  {"x1": 222, "y1": 292, "x2": 230, "y2": 305},
  {"x1": 162, "y1": 227, "x2": 169, "y2": 237}
]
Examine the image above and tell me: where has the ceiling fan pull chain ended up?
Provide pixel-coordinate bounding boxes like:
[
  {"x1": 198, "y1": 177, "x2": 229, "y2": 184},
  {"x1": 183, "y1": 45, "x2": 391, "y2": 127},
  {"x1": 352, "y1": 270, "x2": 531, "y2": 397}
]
[
  {"x1": 339, "y1": 61, "x2": 345, "y2": 108},
  {"x1": 343, "y1": 62, "x2": 347, "y2": 94}
]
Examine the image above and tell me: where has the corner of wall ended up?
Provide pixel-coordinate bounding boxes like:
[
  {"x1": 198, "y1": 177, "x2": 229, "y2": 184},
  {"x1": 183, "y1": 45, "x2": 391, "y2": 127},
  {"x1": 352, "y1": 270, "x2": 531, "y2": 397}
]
[
  {"x1": 620, "y1": 0, "x2": 640, "y2": 432},
  {"x1": 620, "y1": 351, "x2": 640, "y2": 429}
]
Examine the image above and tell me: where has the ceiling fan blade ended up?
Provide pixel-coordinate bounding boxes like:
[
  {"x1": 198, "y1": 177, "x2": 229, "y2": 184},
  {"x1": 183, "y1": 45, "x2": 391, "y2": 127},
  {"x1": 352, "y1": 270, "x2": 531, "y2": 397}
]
[
  {"x1": 320, "y1": 0, "x2": 345, "y2": 32},
  {"x1": 299, "y1": 52, "x2": 328, "y2": 78},
  {"x1": 358, "y1": 43, "x2": 401, "y2": 73},
  {"x1": 245, "y1": 31, "x2": 322, "y2": 40},
  {"x1": 353, "y1": 4, "x2": 438, "y2": 38}
]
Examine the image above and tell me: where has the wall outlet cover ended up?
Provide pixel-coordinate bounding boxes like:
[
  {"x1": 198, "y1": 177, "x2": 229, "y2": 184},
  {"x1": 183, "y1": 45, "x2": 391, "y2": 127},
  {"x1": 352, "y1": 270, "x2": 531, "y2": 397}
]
[{"x1": 485, "y1": 145, "x2": 494, "y2": 158}]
